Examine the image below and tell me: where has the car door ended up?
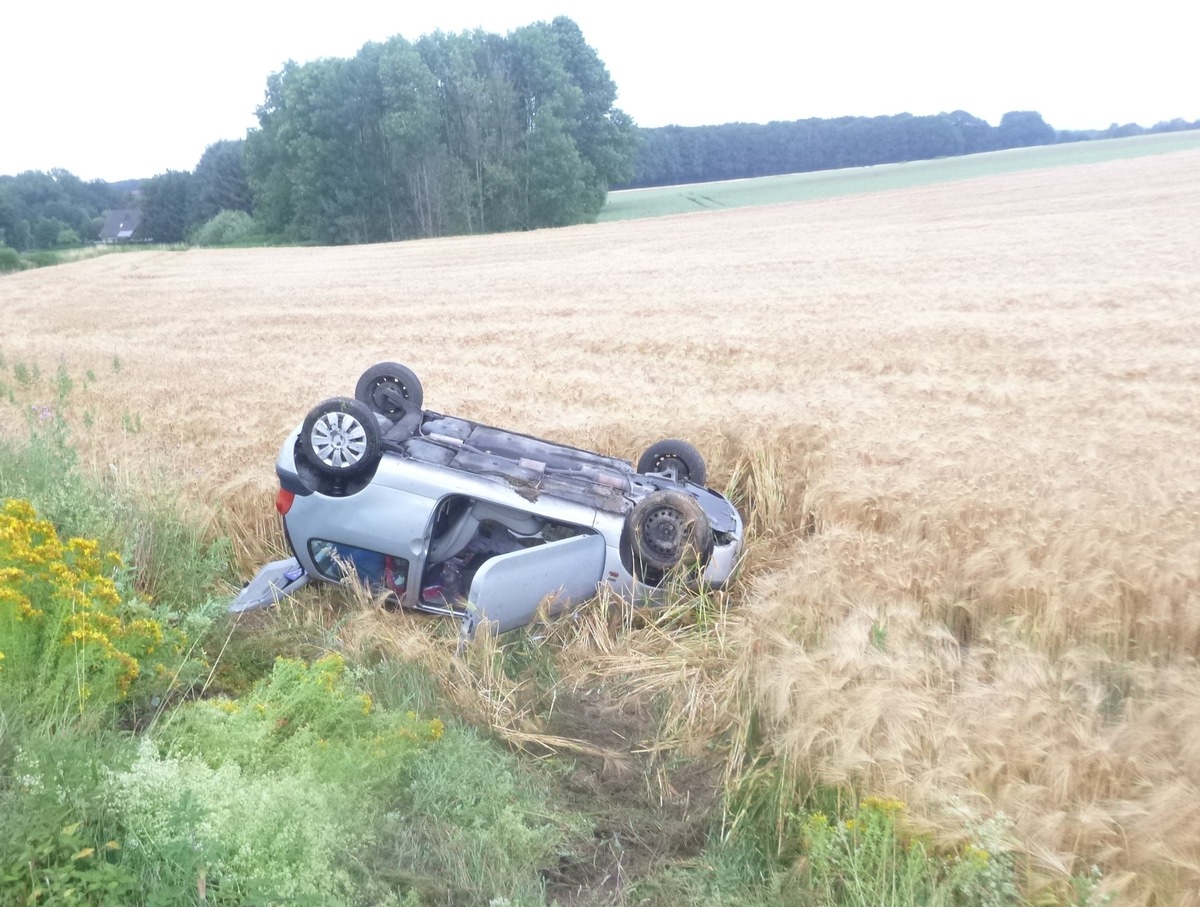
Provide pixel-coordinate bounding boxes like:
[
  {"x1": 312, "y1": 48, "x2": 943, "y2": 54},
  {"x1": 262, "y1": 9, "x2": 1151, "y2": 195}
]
[
  {"x1": 229, "y1": 556, "x2": 310, "y2": 613},
  {"x1": 464, "y1": 534, "x2": 607, "y2": 636}
]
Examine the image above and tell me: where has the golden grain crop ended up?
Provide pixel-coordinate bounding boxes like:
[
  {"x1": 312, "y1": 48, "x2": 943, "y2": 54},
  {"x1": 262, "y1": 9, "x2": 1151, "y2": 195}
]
[{"x1": 3, "y1": 149, "x2": 1198, "y2": 904}]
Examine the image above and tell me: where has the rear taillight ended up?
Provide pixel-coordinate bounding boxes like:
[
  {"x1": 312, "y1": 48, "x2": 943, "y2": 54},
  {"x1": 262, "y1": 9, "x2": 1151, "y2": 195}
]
[{"x1": 275, "y1": 488, "x2": 295, "y2": 516}]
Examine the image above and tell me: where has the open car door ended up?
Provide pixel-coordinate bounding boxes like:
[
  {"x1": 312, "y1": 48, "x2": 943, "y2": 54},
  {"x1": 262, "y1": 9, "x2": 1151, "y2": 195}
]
[
  {"x1": 230, "y1": 557, "x2": 310, "y2": 613},
  {"x1": 464, "y1": 534, "x2": 606, "y2": 637}
]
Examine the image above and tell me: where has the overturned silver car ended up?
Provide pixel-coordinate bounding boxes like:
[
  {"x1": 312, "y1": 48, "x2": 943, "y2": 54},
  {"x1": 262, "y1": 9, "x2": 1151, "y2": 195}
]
[{"x1": 233, "y1": 363, "x2": 743, "y2": 635}]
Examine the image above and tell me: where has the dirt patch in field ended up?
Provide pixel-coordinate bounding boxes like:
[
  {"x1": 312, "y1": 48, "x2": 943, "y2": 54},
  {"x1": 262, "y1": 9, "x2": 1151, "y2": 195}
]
[{"x1": 541, "y1": 689, "x2": 723, "y2": 905}]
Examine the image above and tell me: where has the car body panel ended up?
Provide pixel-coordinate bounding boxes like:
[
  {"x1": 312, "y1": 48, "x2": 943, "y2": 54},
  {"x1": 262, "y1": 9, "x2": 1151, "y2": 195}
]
[
  {"x1": 465, "y1": 534, "x2": 608, "y2": 636},
  {"x1": 285, "y1": 478, "x2": 435, "y2": 596}
]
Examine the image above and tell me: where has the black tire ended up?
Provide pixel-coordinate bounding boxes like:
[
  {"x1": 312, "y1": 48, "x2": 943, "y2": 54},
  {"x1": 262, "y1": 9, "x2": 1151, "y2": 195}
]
[
  {"x1": 299, "y1": 397, "x2": 382, "y2": 478},
  {"x1": 637, "y1": 439, "x2": 707, "y2": 486},
  {"x1": 355, "y1": 362, "x2": 424, "y2": 416},
  {"x1": 627, "y1": 490, "x2": 714, "y2": 575}
]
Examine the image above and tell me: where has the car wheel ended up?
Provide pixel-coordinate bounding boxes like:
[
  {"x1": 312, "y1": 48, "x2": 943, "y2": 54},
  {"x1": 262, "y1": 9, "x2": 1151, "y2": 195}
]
[
  {"x1": 627, "y1": 490, "x2": 714, "y2": 575},
  {"x1": 355, "y1": 362, "x2": 424, "y2": 415},
  {"x1": 299, "y1": 397, "x2": 382, "y2": 478},
  {"x1": 637, "y1": 439, "x2": 707, "y2": 486}
]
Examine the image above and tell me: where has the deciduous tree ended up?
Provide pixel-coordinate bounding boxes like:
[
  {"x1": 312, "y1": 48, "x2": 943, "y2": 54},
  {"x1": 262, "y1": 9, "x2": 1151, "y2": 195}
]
[
  {"x1": 139, "y1": 170, "x2": 193, "y2": 243},
  {"x1": 189, "y1": 140, "x2": 253, "y2": 227},
  {"x1": 244, "y1": 17, "x2": 636, "y2": 244}
]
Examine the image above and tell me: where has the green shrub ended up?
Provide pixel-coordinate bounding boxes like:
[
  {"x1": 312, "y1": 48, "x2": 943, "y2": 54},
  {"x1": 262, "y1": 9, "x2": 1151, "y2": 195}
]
[
  {"x1": 0, "y1": 247, "x2": 20, "y2": 274},
  {"x1": 0, "y1": 817, "x2": 138, "y2": 906},
  {"x1": 157, "y1": 653, "x2": 443, "y2": 781},
  {"x1": 0, "y1": 724, "x2": 140, "y2": 907},
  {"x1": 374, "y1": 724, "x2": 572, "y2": 904},
  {"x1": 107, "y1": 739, "x2": 357, "y2": 903},
  {"x1": 18, "y1": 250, "x2": 58, "y2": 267},
  {"x1": 801, "y1": 798, "x2": 936, "y2": 905},
  {"x1": 799, "y1": 798, "x2": 1019, "y2": 907},
  {"x1": 192, "y1": 210, "x2": 258, "y2": 247},
  {"x1": 631, "y1": 791, "x2": 1023, "y2": 907},
  {"x1": 109, "y1": 654, "x2": 445, "y2": 902}
]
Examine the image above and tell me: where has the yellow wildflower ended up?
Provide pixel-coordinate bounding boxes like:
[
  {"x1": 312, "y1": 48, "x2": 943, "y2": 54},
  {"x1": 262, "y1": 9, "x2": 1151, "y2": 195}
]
[{"x1": 862, "y1": 796, "x2": 905, "y2": 813}]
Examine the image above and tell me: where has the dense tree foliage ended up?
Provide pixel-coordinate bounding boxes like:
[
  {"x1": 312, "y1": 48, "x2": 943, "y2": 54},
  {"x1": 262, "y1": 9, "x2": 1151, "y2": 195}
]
[
  {"x1": 620, "y1": 112, "x2": 1200, "y2": 188},
  {"x1": 189, "y1": 140, "x2": 253, "y2": 227},
  {"x1": 244, "y1": 17, "x2": 636, "y2": 243},
  {"x1": 996, "y1": 111, "x2": 1056, "y2": 149},
  {"x1": 0, "y1": 142, "x2": 251, "y2": 250},
  {"x1": 0, "y1": 170, "x2": 122, "y2": 251},
  {"x1": 139, "y1": 141, "x2": 254, "y2": 243},
  {"x1": 138, "y1": 170, "x2": 193, "y2": 243}
]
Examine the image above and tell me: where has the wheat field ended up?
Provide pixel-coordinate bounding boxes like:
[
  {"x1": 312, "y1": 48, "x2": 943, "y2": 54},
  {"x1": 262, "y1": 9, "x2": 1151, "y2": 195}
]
[{"x1": 4, "y1": 149, "x2": 1199, "y2": 903}]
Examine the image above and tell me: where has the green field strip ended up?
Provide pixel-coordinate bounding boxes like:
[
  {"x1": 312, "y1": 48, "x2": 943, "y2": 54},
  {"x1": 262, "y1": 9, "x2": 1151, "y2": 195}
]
[{"x1": 599, "y1": 130, "x2": 1200, "y2": 222}]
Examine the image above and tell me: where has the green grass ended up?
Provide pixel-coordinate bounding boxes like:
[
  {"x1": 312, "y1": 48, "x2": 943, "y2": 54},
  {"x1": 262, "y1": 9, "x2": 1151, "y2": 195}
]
[
  {"x1": 0, "y1": 243, "x2": 188, "y2": 274},
  {"x1": 599, "y1": 130, "x2": 1200, "y2": 221}
]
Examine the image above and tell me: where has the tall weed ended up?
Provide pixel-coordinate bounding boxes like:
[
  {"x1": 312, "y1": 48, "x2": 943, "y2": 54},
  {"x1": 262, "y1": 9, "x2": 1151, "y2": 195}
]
[
  {"x1": 0, "y1": 721, "x2": 139, "y2": 906},
  {"x1": 108, "y1": 653, "x2": 445, "y2": 903},
  {"x1": 374, "y1": 724, "x2": 575, "y2": 906}
]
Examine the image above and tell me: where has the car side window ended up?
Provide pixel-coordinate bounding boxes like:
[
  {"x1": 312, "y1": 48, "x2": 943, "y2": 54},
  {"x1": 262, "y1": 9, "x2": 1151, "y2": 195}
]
[{"x1": 308, "y1": 540, "x2": 408, "y2": 594}]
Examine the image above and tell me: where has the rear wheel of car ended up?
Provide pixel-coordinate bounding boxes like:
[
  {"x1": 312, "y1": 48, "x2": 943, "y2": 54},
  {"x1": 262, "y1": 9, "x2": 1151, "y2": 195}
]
[
  {"x1": 299, "y1": 397, "x2": 382, "y2": 478},
  {"x1": 355, "y1": 362, "x2": 424, "y2": 415},
  {"x1": 627, "y1": 490, "x2": 714, "y2": 576},
  {"x1": 637, "y1": 439, "x2": 707, "y2": 486}
]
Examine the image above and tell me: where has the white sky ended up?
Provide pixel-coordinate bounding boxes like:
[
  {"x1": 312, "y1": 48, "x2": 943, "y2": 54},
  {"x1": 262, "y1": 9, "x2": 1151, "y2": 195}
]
[{"x1": 2, "y1": 0, "x2": 1197, "y2": 182}]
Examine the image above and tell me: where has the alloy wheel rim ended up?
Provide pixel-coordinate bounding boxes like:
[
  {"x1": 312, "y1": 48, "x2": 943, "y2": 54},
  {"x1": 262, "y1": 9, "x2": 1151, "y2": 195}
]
[{"x1": 311, "y1": 412, "x2": 367, "y2": 468}]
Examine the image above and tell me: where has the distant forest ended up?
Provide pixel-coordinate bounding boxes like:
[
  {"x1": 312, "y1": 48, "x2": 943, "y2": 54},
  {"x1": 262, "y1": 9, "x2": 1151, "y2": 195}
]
[
  {"x1": 1, "y1": 15, "x2": 1197, "y2": 251},
  {"x1": 618, "y1": 112, "x2": 1200, "y2": 188}
]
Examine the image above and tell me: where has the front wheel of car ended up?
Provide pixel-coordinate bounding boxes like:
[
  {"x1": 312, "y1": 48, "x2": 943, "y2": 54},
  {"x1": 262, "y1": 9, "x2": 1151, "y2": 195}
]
[
  {"x1": 299, "y1": 397, "x2": 382, "y2": 478},
  {"x1": 627, "y1": 490, "x2": 714, "y2": 577},
  {"x1": 637, "y1": 439, "x2": 707, "y2": 486}
]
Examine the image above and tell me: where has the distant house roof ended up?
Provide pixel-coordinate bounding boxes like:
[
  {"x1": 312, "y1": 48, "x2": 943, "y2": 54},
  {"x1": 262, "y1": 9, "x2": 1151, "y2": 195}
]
[{"x1": 99, "y1": 209, "x2": 144, "y2": 242}]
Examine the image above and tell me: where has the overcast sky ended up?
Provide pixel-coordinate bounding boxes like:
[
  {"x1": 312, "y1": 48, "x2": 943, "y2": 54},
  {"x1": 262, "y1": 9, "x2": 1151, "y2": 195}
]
[{"x1": 3, "y1": 0, "x2": 1196, "y2": 182}]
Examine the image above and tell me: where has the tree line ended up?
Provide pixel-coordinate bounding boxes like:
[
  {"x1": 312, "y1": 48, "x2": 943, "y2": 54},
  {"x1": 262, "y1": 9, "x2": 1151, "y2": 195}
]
[
  {"x1": 1, "y1": 17, "x2": 635, "y2": 251},
  {"x1": 2, "y1": 12, "x2": 1198, "y2": 252},
  {"x1": 0, "y1": 170, "x2": 125, "y2": 251},
  {"x1": 0, "y1": 140, "x2": 256, "y2": 252},
  {"x1": 620, "y1": 112, "x2": 1200, "y2": 188}
]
